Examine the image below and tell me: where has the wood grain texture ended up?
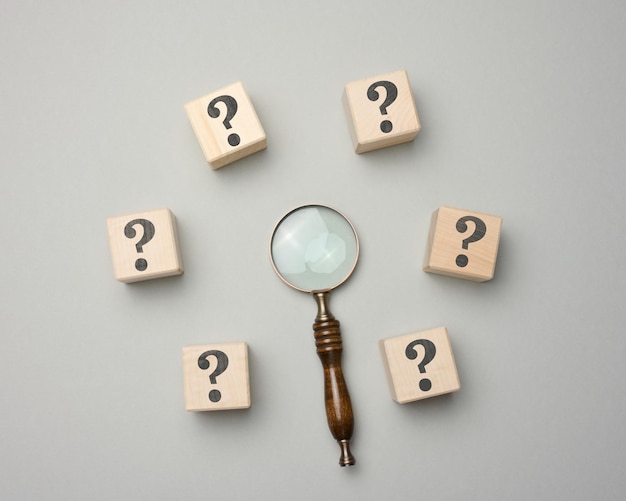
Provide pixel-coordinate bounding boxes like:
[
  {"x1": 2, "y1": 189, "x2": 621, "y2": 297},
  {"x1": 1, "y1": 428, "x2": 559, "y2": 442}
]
[
  {"x1": 182, "y1": 343, "x2": 250, "y2": 412},
  {"x1": 380, "y1": 327, "x2": 460, "y2": 404},
  {"x1": 423, "y1": 206, "x2": 503, "y2": 282},
  {"x1": 106, "y1": 208, "x2": 184, "y2": 283},
  {"x1": 184, "y1": 81, "x2": 266, "y2": 169},
  {"x1": 343, "y1": 70, "x2": 420, "y2": 153}
]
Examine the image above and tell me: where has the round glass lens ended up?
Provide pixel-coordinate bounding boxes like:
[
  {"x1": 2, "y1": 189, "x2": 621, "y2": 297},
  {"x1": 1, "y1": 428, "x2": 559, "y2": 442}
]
[{"x1": 270, "y1": 205, "x2": 359, "y2": 292}]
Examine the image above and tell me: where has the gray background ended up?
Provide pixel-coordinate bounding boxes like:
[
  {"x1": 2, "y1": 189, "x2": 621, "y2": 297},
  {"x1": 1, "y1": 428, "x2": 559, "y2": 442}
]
[{"x1": 2, "y1": 1, "x2": 625, "y2": 499}]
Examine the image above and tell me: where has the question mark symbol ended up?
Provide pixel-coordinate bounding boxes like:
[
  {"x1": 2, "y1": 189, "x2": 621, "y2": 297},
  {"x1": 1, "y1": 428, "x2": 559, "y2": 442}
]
[
  {"x1": 367, "y1": 80, "x2": 399, "y2": 133},
  {"x1": 123, "y1": 219, "x2": 156, "y2": 272},
  {"x1": 197, "y1": 350, "x2": 229, "y2": 402},
  {"x1": 207, "y1": 95, "x2": 241, "y2": 147},
  {"x1": 455, "y1": 216, "x2": 487, "y2": 267},
  {"x1": 405, "y1": 339, "x2": 437, "y2": 392}
]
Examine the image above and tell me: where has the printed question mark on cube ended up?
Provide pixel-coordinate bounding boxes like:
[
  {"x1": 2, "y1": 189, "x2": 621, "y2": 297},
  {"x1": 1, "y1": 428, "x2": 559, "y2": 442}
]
[
  {"x1": 405, "y1": 339, "x2": 437, "y2": 392},
  {"x1": 207, "y1": 95, "x2": 240, "y2": 147},
  {"x1": 366, "y1": 80, "x2": 398, "y2": 133},
  {"x1": 454, "y1": 216, "x2": 487, "y2": 268},
  {"x1": 197, "y1": 349, "x2": 229, "y2": 403},
  {"x1": 123, "y1": 218, "x2": 155, "y2": 272}
]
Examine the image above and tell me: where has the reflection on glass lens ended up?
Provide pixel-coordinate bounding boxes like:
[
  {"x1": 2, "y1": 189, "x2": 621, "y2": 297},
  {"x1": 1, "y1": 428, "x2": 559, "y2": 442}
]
[{"x1": 271, "y1": 205, "x2": 359, "y2": 292}]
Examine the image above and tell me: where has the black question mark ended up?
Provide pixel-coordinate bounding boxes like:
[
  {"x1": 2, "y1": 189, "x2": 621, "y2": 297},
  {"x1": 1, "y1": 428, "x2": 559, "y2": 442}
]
[
  {"x1": 197, "y1": 350, "x2": 229, "y2": 402},
  {"x1": 367, "y1": 80, "x2": 399, "y2": 133},
  {"x1": 405, "y1": 339, "x2": 437, "y2": 392},
  {"x1": 455, "y1": 216, "x2": 487, "y2": 267},
  {"x1": 207, "y1": 95, "x2": 241, "y2": 147},
  {"x1": 123, "y1": 219, "x2": 156, "y2": 272}
]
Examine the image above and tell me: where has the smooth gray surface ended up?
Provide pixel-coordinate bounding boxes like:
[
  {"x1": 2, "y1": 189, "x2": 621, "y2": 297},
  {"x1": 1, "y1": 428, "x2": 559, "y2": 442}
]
[{"x1": 2, "y1": 1, "x2": 625, "y2": 499}]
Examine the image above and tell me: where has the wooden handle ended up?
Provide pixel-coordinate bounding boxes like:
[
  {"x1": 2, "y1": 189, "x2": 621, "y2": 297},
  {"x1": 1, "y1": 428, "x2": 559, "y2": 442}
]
[{"x1": 313, "y1": 292, "x2": 355, "y2": 467}]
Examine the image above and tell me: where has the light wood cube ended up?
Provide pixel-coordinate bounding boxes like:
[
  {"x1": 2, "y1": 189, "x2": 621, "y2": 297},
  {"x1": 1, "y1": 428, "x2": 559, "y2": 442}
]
[
  {"x1": 343, "y1": 70, "x2": 420, "y2": 153},
  {"x1": 182, "y1": 343, "x2": 250, "y2": 412},
  {"x1": 423, "y1": 206, "x2": 503, "y2": 282},
  {"x1": 184, "y1": 81, "x2": 267, "y2": 169},
  {"x1": 380, "y1": 327, "x2": 460, "y2": 404},
  {"x1": 106, "y1": 208, "x2": 183, "y2": 283}
]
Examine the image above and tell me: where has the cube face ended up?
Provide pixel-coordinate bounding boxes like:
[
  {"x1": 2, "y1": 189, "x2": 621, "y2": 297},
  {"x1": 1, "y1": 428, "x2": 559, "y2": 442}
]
[
  {"x1": 343, "y1": 70, "x2": 420, "y2": 153},
  {"x1": 379, "y1": 327, "x2": 460, "y2": 404},
  {"x1": 423, "y1": 206, "x2": 502, "y2": 282},
  {"x1": 184, "y1": 81, "x2": 267, "y2": 169},
  {"x1": 182, "y1": 343, "x2": 250, "y2": 411},
  {"x1": 106, "y1": 208, "x2": 184, "y2": 283}
]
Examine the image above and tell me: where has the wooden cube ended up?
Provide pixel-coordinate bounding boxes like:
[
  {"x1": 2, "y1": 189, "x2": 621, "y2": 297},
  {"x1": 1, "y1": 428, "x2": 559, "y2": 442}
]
[
  {"x1": 106, "y1": 208, "x2": 184, "y2": 283},
  {"x1": 184, "y1": 81, "x2": 267, "y2": 169},
  {"x1": 379, "y1": 327, "x2": 460, "y2": 403},
  {"x1": 182, "y1": 343, "x2": 250, "y2": 412},
  {"x1": 423, "y1": 206, "x2": 503, "y2": 282},
  {"x1": 343, "y1": 70, "x2": 420, "y2": 153}
]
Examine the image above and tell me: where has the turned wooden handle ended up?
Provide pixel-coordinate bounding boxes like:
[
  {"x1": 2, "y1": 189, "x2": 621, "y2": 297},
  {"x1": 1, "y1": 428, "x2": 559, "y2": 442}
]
[{"x1": 312, "y1": 294, "x2": 355, "y2": 466}]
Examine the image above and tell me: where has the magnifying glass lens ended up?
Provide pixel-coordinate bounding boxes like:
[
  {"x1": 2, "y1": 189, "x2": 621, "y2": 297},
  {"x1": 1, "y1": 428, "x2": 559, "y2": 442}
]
[{"x1": 271, "y1": 205, "x2": 358, "y2": 292}]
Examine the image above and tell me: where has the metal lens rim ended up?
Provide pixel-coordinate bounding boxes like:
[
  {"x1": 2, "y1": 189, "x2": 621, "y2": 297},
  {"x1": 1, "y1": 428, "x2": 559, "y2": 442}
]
[{"x1": 269, "y1": 204, "x2": 360, "y2": 293}]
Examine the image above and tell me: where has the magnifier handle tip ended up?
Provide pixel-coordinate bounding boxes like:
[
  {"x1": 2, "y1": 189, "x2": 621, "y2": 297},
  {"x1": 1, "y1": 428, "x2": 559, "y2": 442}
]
[{"x1": 339, "y1": 439, "x2": 356, "y2": 466}]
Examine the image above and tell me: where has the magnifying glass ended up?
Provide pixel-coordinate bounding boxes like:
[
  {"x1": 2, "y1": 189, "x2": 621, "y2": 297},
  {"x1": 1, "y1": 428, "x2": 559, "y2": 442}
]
[{"x1": 270, "y1": 204, "x2": 359, "y2": 466}]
